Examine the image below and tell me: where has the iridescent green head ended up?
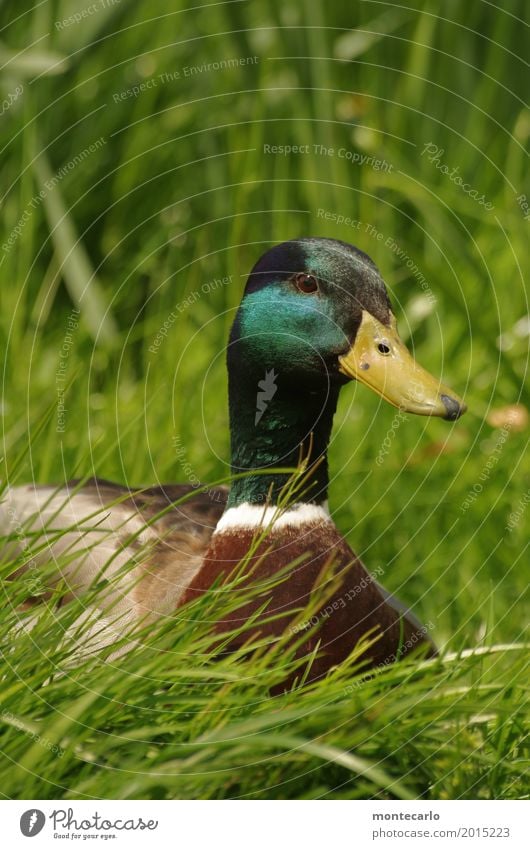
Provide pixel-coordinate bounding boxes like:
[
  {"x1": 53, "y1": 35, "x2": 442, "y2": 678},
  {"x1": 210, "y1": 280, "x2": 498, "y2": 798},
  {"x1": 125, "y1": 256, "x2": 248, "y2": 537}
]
[
  {"x1": 230, "y1": 237, "x2": 465, "y2": 417},
  {"x1": 229, "y1": 237, "x2": 390, "y2": 387},
  {"x1": 226, "y1": 237, "x2": 466, "y2": 506}
]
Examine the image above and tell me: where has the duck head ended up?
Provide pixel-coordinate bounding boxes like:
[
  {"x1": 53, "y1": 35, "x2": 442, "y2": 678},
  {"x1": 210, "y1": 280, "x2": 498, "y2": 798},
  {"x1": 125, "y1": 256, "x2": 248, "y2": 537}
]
[{"x1": 230, "y1": 237, "x2": 466, "y2": 421}]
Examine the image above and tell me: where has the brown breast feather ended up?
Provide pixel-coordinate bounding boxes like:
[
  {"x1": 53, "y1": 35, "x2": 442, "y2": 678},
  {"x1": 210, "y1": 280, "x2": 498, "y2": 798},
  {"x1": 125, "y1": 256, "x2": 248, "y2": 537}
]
[{"x1": 180, "y1": 521, "x2": 435, "y2": 684}]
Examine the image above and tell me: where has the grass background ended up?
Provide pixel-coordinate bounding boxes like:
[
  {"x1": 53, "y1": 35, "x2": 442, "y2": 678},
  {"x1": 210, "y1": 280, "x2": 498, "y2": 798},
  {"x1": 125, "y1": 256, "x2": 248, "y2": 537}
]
[{"x1": 0, "y1": 0, "x2": 528, "y2": 799}]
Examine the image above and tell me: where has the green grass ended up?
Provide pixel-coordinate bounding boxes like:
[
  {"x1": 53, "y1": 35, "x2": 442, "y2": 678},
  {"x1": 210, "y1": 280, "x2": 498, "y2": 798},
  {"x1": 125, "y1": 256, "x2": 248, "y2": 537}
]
[{"x1": 0, "y1": 0, "x2": 528, "y2": 799}]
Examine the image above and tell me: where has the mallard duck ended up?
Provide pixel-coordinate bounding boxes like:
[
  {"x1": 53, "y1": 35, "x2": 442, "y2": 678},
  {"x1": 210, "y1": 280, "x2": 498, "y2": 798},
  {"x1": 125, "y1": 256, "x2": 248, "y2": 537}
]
[{"x1": 2, "y1": 238, "x2": 465, "y2": 680}]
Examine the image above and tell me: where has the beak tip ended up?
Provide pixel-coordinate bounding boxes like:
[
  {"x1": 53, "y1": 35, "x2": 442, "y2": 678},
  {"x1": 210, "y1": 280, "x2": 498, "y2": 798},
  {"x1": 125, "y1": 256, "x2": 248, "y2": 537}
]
[{"x1": 441, "y1": 394, "x2": 467, "y2": 421}]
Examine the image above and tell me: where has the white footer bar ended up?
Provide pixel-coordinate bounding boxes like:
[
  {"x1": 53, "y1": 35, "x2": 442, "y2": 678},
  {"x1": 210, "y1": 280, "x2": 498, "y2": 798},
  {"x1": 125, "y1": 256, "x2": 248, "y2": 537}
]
[{"x1": 2, "y1": 800, "x2": 528, "y2": 848}]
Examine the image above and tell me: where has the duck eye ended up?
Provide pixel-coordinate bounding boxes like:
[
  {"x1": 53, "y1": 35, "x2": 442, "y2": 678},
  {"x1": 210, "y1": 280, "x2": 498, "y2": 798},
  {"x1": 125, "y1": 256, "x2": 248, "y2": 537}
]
[
  {"x1": 294, "y1": 273, "x2": 319, "y2": 294},
  {"x1": 377, "y1": 342, "x2": 391, "y2": 355}
]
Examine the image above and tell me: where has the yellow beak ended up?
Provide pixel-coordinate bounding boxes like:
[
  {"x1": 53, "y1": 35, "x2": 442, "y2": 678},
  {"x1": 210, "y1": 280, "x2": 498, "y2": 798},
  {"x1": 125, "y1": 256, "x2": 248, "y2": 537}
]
[{"x1": 338, "y1": 311, "x2": 466, "y2": 420}]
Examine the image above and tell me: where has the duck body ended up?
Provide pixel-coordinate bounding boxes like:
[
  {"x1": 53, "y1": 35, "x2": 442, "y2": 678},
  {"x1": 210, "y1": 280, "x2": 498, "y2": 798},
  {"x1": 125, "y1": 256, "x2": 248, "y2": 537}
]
[
  {"x1": 2, "y1": 237, "x2": 466, "y2": 678},
  {"x1": 3, "y1": 480, "x2": 431, "y2": 679}
]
